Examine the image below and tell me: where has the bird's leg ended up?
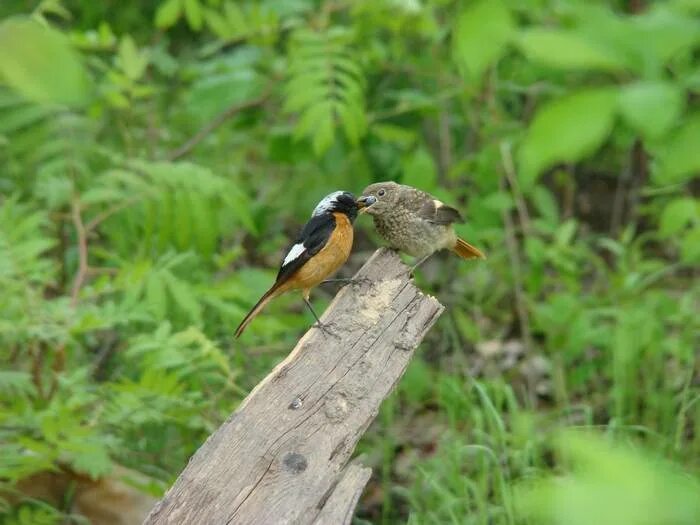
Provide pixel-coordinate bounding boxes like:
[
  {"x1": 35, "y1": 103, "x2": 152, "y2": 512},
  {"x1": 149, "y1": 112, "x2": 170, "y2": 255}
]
[
  {"x1": 303, "y1": 296, "x2": 336, "y2": 337},
  {"x1": 409, "y1": 254, "x2": 432, "y2": 273},
  {"x1": 394, "y1": 253, "x2": 432, "y2": 279}
]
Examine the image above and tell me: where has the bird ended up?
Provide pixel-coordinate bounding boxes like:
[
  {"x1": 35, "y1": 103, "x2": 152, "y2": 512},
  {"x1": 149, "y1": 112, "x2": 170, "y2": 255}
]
[
  {"x1": 356, "y1": 181, "x2": 485, "y2": 270},
  {"x1": 234, "y1": 191, "x2": 358, "y2": 338}
]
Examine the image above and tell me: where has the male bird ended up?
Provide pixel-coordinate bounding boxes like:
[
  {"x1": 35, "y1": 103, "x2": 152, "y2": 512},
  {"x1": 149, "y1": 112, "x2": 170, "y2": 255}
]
[
  {"x1": 235, "y1": 191, "x2": 358, "y2": 338},
  {"x1": 356, "y1": 181, "x2": 485, "y2": 269}
]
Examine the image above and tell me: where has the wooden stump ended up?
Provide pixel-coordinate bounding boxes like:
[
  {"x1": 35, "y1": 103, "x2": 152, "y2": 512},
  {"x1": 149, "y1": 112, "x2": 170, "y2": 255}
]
[{"x1": 144, "y1": 248, "x2": 444, "y2": 525}]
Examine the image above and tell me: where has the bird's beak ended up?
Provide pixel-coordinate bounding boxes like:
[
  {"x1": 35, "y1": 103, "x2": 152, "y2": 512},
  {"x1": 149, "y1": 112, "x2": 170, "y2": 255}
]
[{"x1": 356, "y1": 195, "x2": 376, "y2": 213}]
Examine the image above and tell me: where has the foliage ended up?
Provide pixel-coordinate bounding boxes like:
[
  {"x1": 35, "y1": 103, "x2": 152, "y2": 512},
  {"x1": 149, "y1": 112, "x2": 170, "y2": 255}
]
[
  {"x1": 0, "y1": 0, "x2": 699, "y2": 523},
  {"x1": 516, "y1": 433, "x2": 700, "y2": 525}
]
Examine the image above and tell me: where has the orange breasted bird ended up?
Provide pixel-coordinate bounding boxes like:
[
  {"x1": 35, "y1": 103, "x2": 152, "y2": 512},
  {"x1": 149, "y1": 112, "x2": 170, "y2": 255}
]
[
  {"x1": 234, "y1": 191, "x2": 358, "y2": 338},
  {"x1": 356, "y1": 181, "x2": 485, "y2": 269}
]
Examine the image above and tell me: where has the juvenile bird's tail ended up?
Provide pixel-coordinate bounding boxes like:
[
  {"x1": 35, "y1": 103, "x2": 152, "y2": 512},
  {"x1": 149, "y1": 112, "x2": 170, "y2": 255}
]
[
  {"x1": 451, "y1": 237, "x2": 486, "y2": 260},
  {"x1": 235, "y1": 284, "x2": 283, "y2": 338}
]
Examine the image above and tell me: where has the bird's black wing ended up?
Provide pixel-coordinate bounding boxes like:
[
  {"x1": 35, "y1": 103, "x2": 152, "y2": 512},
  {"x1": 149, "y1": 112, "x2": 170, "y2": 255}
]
[
  {"x1": 274, "y1": 213, "x2": 336, "y2": 285},
  {"x1": 417, "y1": 198, "x2": 464, "y2": 225}
]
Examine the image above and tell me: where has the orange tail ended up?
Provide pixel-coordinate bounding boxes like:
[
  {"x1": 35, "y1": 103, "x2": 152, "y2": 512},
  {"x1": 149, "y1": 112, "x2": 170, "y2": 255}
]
[
  {"x1": 235, "y1": 285, "x2": 283, "y2": 338},
  {"x1": 451, "y1": 237, "x2": 486, "y2": 260}
]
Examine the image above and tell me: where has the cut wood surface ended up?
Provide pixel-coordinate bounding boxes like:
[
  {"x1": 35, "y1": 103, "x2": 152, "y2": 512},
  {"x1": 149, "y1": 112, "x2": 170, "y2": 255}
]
[{"x1": 144, "y1": 248, "x2": 444, "y2": 525}]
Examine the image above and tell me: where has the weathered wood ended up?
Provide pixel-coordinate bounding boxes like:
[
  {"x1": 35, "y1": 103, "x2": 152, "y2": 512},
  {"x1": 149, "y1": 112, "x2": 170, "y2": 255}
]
[
  {"x1": 144, "y1": 248, "x2": 444, "y2": 525},
  {"x1": 312, "y1": 463, "x2": 372, "y2": 525}
]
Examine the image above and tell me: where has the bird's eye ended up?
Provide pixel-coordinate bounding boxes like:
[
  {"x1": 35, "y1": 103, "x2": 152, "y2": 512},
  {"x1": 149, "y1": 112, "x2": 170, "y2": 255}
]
[{"x1": 377, "y1": 189, "x2": 386, "y2": 197}]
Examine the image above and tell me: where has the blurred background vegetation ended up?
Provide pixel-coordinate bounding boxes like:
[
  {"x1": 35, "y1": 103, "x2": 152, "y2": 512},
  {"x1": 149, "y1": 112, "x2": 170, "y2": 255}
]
[{"x1": 0, "y1": 0, "x2": 699, "y2": 524}]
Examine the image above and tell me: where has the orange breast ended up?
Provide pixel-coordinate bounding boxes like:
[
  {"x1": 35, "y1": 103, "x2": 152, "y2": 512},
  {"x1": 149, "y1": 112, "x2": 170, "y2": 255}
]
[{"x1": 291, "y1": 212, "x2": 353, "y2": 291}]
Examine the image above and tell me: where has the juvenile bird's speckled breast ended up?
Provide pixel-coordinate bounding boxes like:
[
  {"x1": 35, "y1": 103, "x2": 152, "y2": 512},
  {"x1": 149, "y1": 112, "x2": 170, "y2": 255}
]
[{"x1": 373, "y1": 205, "x2": 455, "y2": 258}]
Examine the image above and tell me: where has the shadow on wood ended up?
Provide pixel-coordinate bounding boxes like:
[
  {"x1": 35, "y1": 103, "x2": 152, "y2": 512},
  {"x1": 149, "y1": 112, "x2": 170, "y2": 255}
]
[{"x1": 144, "y1": 248, "x2": 444, "y2": 525}]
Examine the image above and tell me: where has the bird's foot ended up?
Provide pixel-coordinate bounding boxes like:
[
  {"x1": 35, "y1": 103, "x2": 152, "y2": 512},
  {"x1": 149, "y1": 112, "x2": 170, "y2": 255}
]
[
  {"x1": 321, "y1": 277, "x2": 372, "y2": 287},
  {"x1": 392, "y1": 254, "x2": 431, "y2": 280},
  {"x1": 389, "y1": 265, "x2": 416, "y2": 281},
  {"x1": 313, "y1": 321, "x2": 339, "y2": 338}
]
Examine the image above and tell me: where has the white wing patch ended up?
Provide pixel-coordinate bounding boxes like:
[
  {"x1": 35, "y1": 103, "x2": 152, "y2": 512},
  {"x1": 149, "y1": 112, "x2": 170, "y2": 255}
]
[
  {"x1": 282, "y1": 242, "x2": 306, "y2": 267},
  {"x1": 433, "y1": 199, "x2": 444, "y2": 209},
  {"x1": 312, "y1": 190, "x2": 345, "y2": 217}
]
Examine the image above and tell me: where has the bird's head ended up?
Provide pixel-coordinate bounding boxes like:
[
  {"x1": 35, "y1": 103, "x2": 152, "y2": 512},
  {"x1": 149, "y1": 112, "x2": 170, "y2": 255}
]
[
  {"x1": 356, "y1": 181, "x2": 400, "y2": 216},
  {"x1": 312, "y1": 190, "x2": 359, "y2": 222}
]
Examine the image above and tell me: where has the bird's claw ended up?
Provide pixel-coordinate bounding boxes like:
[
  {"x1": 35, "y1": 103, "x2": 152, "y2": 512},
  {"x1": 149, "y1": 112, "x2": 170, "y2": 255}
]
[
  {"x1": 321, "y1": 277, "x2": 372, "y2": 287},
  {"x1": 389, "y1": 266, "x2": 415, "y2": 280},
  {"x1": 313, "y1": 321, "x2": 339, "y2": 338},
  {"x1": 348, "y1": 276, "x2": 372, "y2": 287}
]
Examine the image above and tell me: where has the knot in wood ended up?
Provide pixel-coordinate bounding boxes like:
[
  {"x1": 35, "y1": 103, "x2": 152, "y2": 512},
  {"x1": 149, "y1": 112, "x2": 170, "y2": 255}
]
[
  {"x1": 282, "y1": 452, "x2": 307, "y2": 474},
  {"x1": 323, "y1": 393, "x2": 349, "y2": 423}
]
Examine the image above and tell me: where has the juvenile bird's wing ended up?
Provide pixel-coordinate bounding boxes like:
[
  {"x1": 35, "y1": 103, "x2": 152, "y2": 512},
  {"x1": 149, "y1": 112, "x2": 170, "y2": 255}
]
[
  {"x1": 416, "y1": 197, "x2": 465, "y2": 225},
  {"x1": 274, "y1": 214, "x2": 335, "y2": 285}
]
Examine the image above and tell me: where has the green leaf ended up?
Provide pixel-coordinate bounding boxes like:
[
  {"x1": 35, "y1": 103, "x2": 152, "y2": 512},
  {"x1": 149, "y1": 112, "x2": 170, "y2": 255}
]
[
  {"x1": 516, "y1": 432, "x2": 700, "y2": 525},
  {"x1": 659, "y1": 197, "x2": 698, "y2": 237},
  {"x1": 204, "y1": 7, "x2": 231, "y2": 38},
  {"x1": 162, "y1": 271, "x2": 202, "y2": 324},
  {"x1": 555, "y1": 220, "x2": 578, "y2": 247},
  {"x1": 519, "y1": 88, "x2": 617, "y2": 189},
  {"x1": 0, "y1": 18, "x2": 90, "y2": 106},
  {"x1": 402, "y1": 148, "x2": 437, "y2": 190},
  {"x1": 481, "y1": 191, "x2": 513, "y2": 212},
  {"x1": 631, "y1": 6, "x2": 700, "y2": 66},
  {"x1": 531, "y1": 185, "x2": 560, "y2": 224},
  {"x1": 0, "y1": 371, "x2": 36, "y2": 399},
  {"x1": 681, "y1": 226, "x2": 700, "y2": 263},
  {"x1": 184, "y1": 0, "x2": 203, "y2": 31},
  {"x1": 654, "y1": 116, "x2": 700, "y2": 185},
  {"x1": 36, "y1": 0, "x2": 72, "y2": 21},
  {"x1": 285, "y1": 29, "x2": 366, "y2": 155},
  {"x1": 118, "y1": 36, "x2": 148, "y2": 81},
  {"x1": 370, "y1": 123, "x2": 417, "y2": 149},
  {"x1": 311, "y1": 109, "x2": 334, "y2": 155},
  {"x1": 70, "y1": 439, "x2": 112, "y2": 479},
  {"x1": 618, "y1": 81, "x2": 684, "y2": 139},
  {"x1": 155, "y1": 0, "x2": 182, "y2": 29},
  {"x1": 146, "y1": 273, "x2": 168, "y2": 319},
  {"x1": 224, "y1": 1, "x2": 247, "y2": 34},
  {"x1": 453, "y1": 0, "x2": 514, "y2": 79},
  {"x1": 517, "y1": 29, "x2": 627, "y2": 72}
]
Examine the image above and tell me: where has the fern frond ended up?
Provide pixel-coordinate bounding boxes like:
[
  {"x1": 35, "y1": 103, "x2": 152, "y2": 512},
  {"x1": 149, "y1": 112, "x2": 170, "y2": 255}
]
[
  {"x1": 284, "y1": 28, "x2": 366, "y2": 154},
  {"x1": 0, "y1": 89, "x2": 95, "y2": 217},
  {"x1": 0, "y1": 196, "x2": 56, "y2": 286},
  {"x1": 0, "y1": 371, "x2": 36, "y2": 400},
  {"x1": 86, "y1": 159, "x2": 255, "y2": 260}
]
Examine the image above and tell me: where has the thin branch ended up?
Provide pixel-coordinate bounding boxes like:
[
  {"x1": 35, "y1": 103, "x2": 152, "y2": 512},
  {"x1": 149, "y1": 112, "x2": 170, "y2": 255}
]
[
  {"x1": 47, "y1": 343, "x2": 66, "y2": 399},
  {"x1": 30, "y1": 342, "x2": 44, "y2": 399},
  {"x1": 610, "y1": 149, "x2": 630, "y2": 235},
  {"x1": 499, "y1": 141, "x2": 531, "y2": 235},
  {"x1": 437, "y1": 108, "x2": 452, "y2": 178},
  {"x1": 627, "y1": 139, "x2": 647, "y2": 226},
  {"x1": 167, "y1": 88, "x2": 273, "y2": 161},
  {"x1": 70, "y1": 198, "x2": 89, "y2": 307},
  {"x1": 368, "y1": 86, "x2": 467, "y2": 123},
  {"x1": 498, "y1": 141, "x2": 533, "y2": 352},
  {"x1": 498, "y1": 175, "x2": 533, "y2": 355},
  {"x1": 85, "y1": 195, "x2": 142, "y2": 232}
]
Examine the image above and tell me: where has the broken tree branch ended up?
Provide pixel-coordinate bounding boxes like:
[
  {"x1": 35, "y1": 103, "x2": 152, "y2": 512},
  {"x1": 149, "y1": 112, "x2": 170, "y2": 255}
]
[{"x1": 144, "y1": 249, "x2": 444, "y2": 525}]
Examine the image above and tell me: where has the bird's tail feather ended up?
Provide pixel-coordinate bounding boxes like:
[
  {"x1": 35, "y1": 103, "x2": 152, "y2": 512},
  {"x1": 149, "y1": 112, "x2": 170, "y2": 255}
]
[
  {"x1": 451, "y1": 237, "x2": 486, "y2": 260},
  {"x1": 235, "y1": 284, "x2": 283, "y2": 338}
]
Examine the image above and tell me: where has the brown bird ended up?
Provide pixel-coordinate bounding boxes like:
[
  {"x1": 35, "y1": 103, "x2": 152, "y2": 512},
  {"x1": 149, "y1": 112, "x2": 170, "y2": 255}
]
[
  {"x1": 356, "y1": 181, "x2": 485, "y2": 269},
  {"x1": 235, "y1": 191, "x2": 358, "y2": 338}
]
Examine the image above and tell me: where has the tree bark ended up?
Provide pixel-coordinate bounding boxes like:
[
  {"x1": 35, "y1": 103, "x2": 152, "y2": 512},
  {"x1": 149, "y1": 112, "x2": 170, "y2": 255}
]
[{"x1": 144, "y1": 248, "x2": 444, "y2": 525}]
